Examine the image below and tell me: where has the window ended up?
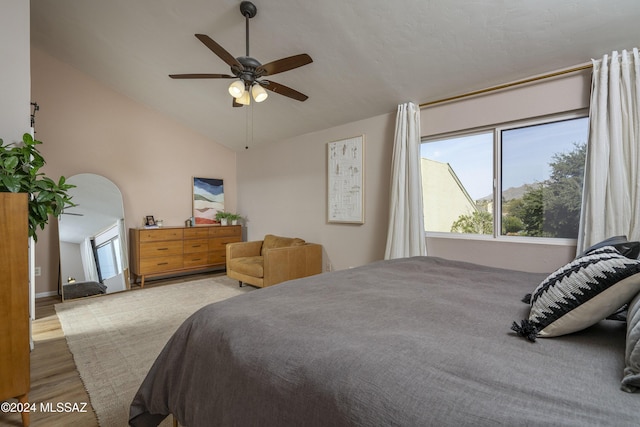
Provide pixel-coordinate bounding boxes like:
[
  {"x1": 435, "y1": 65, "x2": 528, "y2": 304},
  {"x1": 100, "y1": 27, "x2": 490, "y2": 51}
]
[
  {"x1": 94, "y1": 237, "x2": 122, "y2": 281},
  {"x1": 91, "y1": 222, "x2": 123, "y2": 282},
  {"x1": 421, "y1": 113, "x2": 589, "y2": 240}
]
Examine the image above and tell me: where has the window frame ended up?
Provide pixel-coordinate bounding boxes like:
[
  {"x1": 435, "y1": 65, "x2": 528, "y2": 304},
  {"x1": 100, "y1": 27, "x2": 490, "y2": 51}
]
[
  {"x1": 93, "y1": 236, "x2": 122, "y2": 282},
  {"x1": 421, "y1": 109, "x2": 589, "y2": 245}
]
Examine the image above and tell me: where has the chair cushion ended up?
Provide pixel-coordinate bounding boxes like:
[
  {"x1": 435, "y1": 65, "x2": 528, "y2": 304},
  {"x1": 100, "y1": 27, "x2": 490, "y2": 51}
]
[
  {"x1": 261, "y1": 234, "x2": 306, "y2": 256},
  {"x1": 228, "y1": 256, "x2": 264, "y2": 278}
]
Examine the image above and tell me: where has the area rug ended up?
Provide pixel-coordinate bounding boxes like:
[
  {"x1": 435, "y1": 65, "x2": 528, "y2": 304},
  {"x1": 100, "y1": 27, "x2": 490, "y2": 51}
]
[{"x1": 55, "y1": 275, "x2": 253, "y2": 427}]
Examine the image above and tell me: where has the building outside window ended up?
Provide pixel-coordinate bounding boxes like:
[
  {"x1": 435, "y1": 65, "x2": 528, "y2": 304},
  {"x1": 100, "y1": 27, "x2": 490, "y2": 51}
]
[{"x1": 421, "y1": 113, "x2": 589, "y2": 240}]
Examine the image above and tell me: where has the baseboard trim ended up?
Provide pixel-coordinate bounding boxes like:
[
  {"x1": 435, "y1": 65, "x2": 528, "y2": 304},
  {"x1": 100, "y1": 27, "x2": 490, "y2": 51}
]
[{"x1": 36, "y1": 290, "x2": 59, "y2": 299}]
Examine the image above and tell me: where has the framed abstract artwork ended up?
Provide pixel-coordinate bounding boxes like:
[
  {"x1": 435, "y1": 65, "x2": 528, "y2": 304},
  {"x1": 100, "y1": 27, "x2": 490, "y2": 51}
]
[
  {"x1": 192, "y1": 177, "x2": 224, "y2": 225},
  {"x1": 327, "y1": 135, "x2": 365, "y2": 224}
]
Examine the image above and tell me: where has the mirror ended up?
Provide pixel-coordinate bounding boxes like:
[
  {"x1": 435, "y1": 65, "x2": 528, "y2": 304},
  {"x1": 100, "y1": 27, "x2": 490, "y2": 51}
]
[{"x1": 58, "y1": 173, "x2": 129, "y2": 301}]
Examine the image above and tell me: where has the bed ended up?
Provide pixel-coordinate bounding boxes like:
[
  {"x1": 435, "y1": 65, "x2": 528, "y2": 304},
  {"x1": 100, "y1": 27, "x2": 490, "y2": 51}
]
[
  {"x1": 129, "y1": 256, "x2": 640, "y2": 426},
  {"x1": 62, "y1": 280, "x2": 108, "y2": 300}
]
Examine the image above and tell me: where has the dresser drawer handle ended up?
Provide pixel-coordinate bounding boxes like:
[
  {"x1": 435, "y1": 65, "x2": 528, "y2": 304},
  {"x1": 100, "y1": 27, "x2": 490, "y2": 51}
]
[
  {"x1": 191, "y1": 258, "x2": 202, "y2": 261},
  {"x1": 191, "y1": 245, "x2": 201, "y2": 248},
  {"x1": 157, "y1": 262, "x2": 169, "y2": 266},
  {"x1": 157, "y1": 248, "x2": 169, "y2": 251}
]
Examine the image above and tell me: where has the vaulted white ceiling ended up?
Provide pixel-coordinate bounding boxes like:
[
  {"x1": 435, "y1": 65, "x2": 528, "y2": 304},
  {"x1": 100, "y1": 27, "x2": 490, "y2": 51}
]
[{"x1": 30, "y1": 0, "x2": 640, "y2": 151}]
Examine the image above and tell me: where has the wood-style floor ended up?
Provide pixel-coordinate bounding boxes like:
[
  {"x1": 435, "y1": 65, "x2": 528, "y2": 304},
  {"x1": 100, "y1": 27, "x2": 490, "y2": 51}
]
[
  {"x1": 1, "y1": 293, "x2": 98, "y2": 427},
  {"x1": 1, "y1": 273, "x2": 221, "y2": 427}
]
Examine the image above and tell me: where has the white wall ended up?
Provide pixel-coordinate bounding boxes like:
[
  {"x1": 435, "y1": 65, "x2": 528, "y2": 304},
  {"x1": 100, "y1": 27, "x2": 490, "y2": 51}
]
[
  {"x1": 0, "y1": 0, "x2": 30, "y2": 143},
  {"x1": 238, "y1": 69, "x2": 592, "y2": 274},
  {"x1": 59, "y1": 241, "x2": 84, "y2": 281},
  {"x1": 237, "y1": 113, "x2": 395, "y2": 271}
]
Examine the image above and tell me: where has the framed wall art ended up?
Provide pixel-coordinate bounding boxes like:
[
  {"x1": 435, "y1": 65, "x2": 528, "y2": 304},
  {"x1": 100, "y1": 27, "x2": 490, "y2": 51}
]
[
  {"x1": 327, "y1": 135, "x2": 365, "y2": 224},
  {"x1": 192, "y1": 177, "x2": 224, "y2": 225}
]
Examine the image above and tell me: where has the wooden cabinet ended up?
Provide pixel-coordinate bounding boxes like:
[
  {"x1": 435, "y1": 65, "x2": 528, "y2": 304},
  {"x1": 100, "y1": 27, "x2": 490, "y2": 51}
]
[
  {"x1": 0, "y1": 193, "x2": 30, "y2": 427},
  {"x1": 130, "y1": 225, "x2": 242, "y2": 287}
]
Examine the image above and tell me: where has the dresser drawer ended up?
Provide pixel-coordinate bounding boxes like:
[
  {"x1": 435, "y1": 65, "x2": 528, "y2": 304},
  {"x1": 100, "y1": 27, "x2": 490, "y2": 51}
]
[
  {"x1": 140, "y1": 240, "x2": 183, "y2": 258},
  {"x1": 184, "y1": 227, "x2": 209, "y2": 239},
  {"x1": 184, "y1": 239, "x2": 208, "y2": 253},
  {"x1": 209, "y1": 236, "x2": 242, "y2": 251},
  {"x1": 209, "y1": 226, "x2": 242, "y2": 238},
  {"x1": 184, "y1": 252, "x2": 209, "y2": 268},
  {"x1": 140, "y1": 255, "x2": 183, "y2": 274},
  {"x1": 139, "y1": 228, "x2": 183, "y2": 242},
  {"x1": 209, "y1": 250, "x2": 227, "y2": 265}
]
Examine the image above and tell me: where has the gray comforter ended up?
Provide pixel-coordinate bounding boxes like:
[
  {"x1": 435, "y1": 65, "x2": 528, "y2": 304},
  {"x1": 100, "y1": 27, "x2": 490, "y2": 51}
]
[{"x1": 129, "y1": 256, "x2": 639, "y2": 426}]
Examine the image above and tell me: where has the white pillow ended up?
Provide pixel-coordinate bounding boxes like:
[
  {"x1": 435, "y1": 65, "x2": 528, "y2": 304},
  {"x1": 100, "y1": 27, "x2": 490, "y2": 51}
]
[{"x1": 512, "y1": 246, "x2": 640, "y2": 341}]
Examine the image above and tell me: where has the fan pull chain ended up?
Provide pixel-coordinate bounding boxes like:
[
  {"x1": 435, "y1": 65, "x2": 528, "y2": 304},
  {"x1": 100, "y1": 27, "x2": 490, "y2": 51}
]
[{"x1": 245, "y1": 104, "x2": 249, "y2": 150}]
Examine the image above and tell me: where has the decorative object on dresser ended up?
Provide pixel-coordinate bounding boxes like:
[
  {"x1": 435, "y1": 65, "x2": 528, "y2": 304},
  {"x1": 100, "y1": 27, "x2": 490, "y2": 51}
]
[
  {"x1": 192, "y1": 177, "x2": 224, "y2": 225},
  {"x1": 0, "y1": 193, "x2": 30, "y2": 427},
  {"x1": 129, "y1": 225, "x2": 242, "y2": 287},
  {"x1": 226, "y1": 234, "x2": 322, "y2": 288}
]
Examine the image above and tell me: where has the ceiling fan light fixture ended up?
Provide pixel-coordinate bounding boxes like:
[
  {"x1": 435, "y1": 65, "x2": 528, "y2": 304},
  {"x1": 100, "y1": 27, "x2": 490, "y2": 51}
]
[
  {"x1": 252, "y1": 84, "x2": 268, "y2": 103},
  {"x1": 169, "y1": 1, "x2": 312, "y2": 108},
  {"x1": 237, "y1": 91, "x2": 251, "y2": 105},
  {"x1": 228, "y1": 80, "x2": 245, "y2": 98}
]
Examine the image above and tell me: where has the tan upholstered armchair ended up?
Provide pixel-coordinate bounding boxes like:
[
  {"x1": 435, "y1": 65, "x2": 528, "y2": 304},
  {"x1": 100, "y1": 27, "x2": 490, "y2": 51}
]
[{"x1": 226, "y1": 234, "x2": 323, "y2": 288}]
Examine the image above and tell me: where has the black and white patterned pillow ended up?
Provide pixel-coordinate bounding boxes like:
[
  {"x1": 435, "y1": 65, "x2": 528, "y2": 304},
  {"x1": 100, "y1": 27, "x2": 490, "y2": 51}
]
[{"x1": 512, "y1": 246, "x2": 640, "y2": 341}]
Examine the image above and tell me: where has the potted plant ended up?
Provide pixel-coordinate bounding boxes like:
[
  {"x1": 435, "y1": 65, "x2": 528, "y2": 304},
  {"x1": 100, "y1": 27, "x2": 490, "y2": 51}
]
[
  {"x1": 0, "y1": 133, "x2": 75, "y2": 241},
  {"x1": 227, "y1": 213, "x2": 243, "y2": 226},
  {"x1": 215, "y1": 210, "x2": 231, "y2": 226}
]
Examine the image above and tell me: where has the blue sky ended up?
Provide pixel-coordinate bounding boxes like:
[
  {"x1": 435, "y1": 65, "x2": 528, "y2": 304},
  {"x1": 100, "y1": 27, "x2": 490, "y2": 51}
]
[{"x1": 420, "y1": 117, "x2": 589, "y2": 200}]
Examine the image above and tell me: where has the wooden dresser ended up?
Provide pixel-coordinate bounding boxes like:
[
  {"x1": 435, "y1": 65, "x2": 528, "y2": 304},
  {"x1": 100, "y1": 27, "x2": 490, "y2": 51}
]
[
  {"x1": 129, "y1": 225, "x2": 242, "y2": 287},
  {"x1": 0, "y1": 193, "x2": 30, "y2": 427}
]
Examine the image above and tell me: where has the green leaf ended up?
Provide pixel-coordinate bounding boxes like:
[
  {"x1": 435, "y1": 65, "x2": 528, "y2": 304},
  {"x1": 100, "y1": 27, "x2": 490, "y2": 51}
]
[
  {"x1": 2, "y1": 156, "x2": 18, "y2": 171},
  {"x1": 1, "y1": 175, "x2": 21, "y2": 193},
  {"x1": 0, "y1": 133, "x2": 74, "y2": 240},
  {"x1": 22, "y1": 133, "x2": 34, "y2": 146},
  {"x1": 36, "y1": 203, "x2": 48, "y2": 221},
  {"x1": 36, "y1": 191, "x2": 54, "y2": 202}
]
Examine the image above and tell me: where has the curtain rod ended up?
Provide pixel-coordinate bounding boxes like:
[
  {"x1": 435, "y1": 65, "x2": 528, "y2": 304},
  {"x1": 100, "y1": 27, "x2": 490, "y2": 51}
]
[{"x1": 419, "y1": 63, "x2": 593, "y2": 109}]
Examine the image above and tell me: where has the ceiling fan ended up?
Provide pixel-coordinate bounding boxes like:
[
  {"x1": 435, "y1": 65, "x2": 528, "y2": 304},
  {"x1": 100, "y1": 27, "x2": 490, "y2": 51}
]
[{"x1": 169, "y1": 1, "x2": 313, "y2": 107}]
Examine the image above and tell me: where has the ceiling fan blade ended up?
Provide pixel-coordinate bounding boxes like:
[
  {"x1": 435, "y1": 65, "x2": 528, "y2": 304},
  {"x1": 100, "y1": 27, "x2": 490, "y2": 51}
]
[
  {"x1": 261, "y1": 80, "x2": 308, "y2": 102},
  {"x1": 169, "y1": 73, "x2": 235, "y2": 79},
  {"x1": 257, "y1": 54, "x2": 313, "y2": 76},
  {"x1": 195, "y1": 34, "x2": 243, "y2": 70}
]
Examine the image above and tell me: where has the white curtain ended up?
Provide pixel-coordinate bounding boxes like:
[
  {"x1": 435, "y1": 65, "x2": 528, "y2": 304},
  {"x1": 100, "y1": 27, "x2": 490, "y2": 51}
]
[
  {"x1": 117, "y1": 218, "x2": 128, "y2": 270},
  {"x1": 577, "y1": 48, "x2": 640, "y2": 254},
  {"x1": 80, "y1": 237, "x2": 99, "y2": 282},
  {"x1": 385, "y1": 102, "x2": 428, "y2": 259}
]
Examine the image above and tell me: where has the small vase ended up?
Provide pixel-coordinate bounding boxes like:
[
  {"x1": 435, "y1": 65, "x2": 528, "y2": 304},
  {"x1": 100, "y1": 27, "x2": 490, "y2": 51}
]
[{"x1": 220, "y1": 218, "x2": 228, "y2": 226}]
